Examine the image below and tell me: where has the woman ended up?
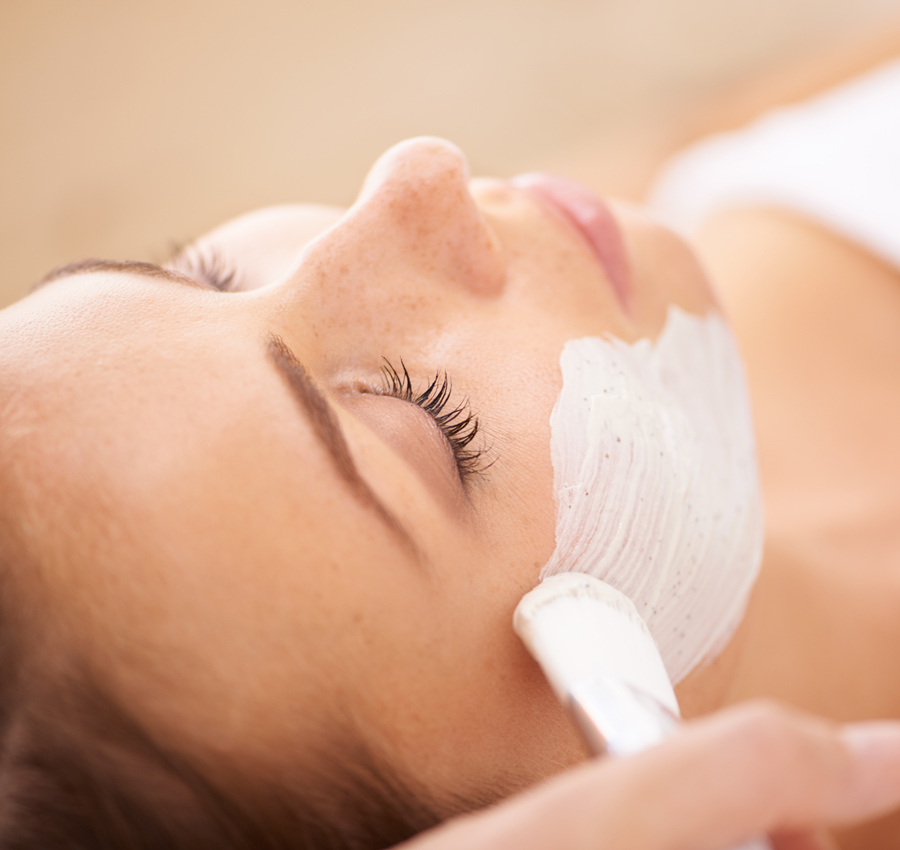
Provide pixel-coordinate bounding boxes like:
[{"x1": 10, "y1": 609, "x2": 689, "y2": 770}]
[{"x1": 2, "y1": 40, "x2": 900, "y2": 850}]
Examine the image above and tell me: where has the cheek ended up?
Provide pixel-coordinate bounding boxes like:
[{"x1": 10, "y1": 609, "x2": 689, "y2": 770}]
[
  {"x1": 342, "y1": 385, "x2": 577, "y2": 794},
  {"x1": 363, "y1": 544, "x2": 587, "y2": 800},
  {"x1": 461, "y1": 426, "x2": 556, "y2": 589}
]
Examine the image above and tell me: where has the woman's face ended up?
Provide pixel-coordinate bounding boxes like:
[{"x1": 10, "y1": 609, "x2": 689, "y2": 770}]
[{"x1": 0, "y1": 138, "x2": 716, "y2": 802}]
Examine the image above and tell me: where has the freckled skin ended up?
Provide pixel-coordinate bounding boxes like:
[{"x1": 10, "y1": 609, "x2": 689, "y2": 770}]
[{"x1": 0, "y1": 137, "x2": 720, "y2": 808}]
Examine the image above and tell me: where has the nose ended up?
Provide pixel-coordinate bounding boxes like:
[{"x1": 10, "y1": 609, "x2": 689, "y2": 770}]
[{"x1": 348, "y1": 137, "x2": 506, "y2": 297}]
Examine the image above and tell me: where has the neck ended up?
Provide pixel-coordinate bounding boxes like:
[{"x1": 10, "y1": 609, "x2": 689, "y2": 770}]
[{"x1": 673, "y1": 206, "x2": 900, "y2": 724}]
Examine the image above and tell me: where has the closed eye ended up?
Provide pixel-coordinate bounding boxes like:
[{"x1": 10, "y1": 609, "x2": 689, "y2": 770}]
[
  {"x1": 378, "y1": 359, "x2": 490, "y2": 483},
  {"x1": 168, "y1": 243, "x2": 241, "y2": 292}
]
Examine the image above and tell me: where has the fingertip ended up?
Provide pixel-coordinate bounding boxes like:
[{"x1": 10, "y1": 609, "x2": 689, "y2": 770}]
[{"x1": 837, "y1": 722, "x2": 900, "y2": 820}]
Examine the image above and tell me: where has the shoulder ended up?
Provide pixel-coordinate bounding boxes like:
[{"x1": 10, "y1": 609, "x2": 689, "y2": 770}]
[{"x1": 663, "y1": 21, "x2": 900, "y2": 154}]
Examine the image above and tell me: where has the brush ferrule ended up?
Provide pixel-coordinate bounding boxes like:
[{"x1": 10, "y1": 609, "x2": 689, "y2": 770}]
[{"x1": 568, "y1": 675, "x2": 679, "y2": 757}]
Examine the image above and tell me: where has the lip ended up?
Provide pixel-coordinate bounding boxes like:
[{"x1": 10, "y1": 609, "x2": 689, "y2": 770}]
[{"x1": 511, "y1": 173, "x2": 631, "y2": 311}]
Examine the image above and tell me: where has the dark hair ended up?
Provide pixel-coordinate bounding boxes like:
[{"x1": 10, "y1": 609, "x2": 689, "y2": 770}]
[
  {"x1": 0, "y1": 675, "x2": 448, "y2": 850},
  {"x1": 0, "y1": 403, "x2": 498, "y2": 850},
  {"x1": 0, "y1": 550, "x2": 478, "y2": 850}
]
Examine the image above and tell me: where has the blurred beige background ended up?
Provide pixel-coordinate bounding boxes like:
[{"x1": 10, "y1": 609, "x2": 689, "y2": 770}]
[{"x1": 2, "y1": 0, "x2": 899, "y2": 308}]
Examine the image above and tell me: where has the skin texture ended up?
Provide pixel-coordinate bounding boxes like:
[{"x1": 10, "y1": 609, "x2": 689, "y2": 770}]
[
  {"x1": 400, "y1": 703, "x2": 900, "y2": 850},
  {"x1": 612, "y1": 31, "x2": 900, "y2": 847},
  {"x1": 0, "y1": 137, "x2": 718, "y2": 806},
  {"x1": 4, "y1": 33, "x2": 900, "y2": 847},
  {"x1": 690, "y1": 208, "x2": 900, "y2": 850}
]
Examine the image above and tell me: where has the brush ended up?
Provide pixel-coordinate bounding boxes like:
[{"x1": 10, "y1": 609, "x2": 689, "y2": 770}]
[{"x1": 514, "y1": 572, "x2": 771, "y2": 849}]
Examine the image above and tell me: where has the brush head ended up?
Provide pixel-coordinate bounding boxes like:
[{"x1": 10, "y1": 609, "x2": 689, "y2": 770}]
[{"x1": 514, "y1": 573, "x2": 679, "y2": 717}]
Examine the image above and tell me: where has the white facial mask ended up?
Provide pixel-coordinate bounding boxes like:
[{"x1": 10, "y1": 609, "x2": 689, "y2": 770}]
[{"x1": 541, "y1": 306, "x2": 763, "y2": 684}]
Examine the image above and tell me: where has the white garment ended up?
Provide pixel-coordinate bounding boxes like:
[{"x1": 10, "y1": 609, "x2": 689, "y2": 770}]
[{"x1": 649, "y1": 58, "x2": 900, "y2": 272}]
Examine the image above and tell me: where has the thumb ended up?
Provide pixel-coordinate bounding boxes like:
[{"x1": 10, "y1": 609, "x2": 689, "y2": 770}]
[
  {"x1": 595, "y1": 704, "x2": 900, "y2": 849},
  {"x1": 402, "y1": 702, "x2": 900, "y2": 850}
]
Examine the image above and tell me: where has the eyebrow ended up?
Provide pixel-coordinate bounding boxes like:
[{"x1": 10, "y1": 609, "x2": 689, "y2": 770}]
[
  {"x1": 266, "y1": 335, "x2": 423, "y2": 563},
  {"x1": 35, "y1": 258, "x2": 424, "y2": 564},
  {"x1": 33, "y1": 258, "x2": 212, "y2": 292}
]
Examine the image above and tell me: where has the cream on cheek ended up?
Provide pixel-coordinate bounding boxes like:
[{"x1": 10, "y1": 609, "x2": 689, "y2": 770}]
[{"x1": 540, "y1": 306, "x2": 763, "y2": 684}]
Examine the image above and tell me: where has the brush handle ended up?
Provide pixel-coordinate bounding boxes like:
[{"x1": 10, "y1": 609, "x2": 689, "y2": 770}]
[{"x1": 569, "y1": 677, "x2": 773, "y2": 850}]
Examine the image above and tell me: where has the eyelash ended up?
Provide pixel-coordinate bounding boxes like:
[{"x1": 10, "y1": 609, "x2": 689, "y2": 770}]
[
  {"x1": 169, "y1": 246, "x2": 488, "y2": 481},
  {"x1": 169, "y1": 244, "x2": 240, "y2": 292},
  {"x1": 379, "y1": 359, "x2": 488, "y2": 482}
]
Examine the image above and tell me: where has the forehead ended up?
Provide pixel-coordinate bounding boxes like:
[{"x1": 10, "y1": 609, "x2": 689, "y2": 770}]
[
  {"x1": 0, "y1": 264, "x2": 476, "y2": 751},
  {"x1": 2, "y1": 273, "x2": 190, "y2": 452},
  {"x1": 0, "y1": 264, "x2": 431, "y2": 574},
  {"x1": 0, "y1": 274, "x2": 301, "y2": 555},
  {"x1": 1, "y1": 274, "x2": 252, "y2": 442},
  {"x1": 0, "y1": 267, "x2": 417, "y2": 638}
]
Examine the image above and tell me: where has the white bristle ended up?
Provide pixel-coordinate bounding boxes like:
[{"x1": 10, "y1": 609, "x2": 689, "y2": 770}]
[{"x1": 514, "y1": 573, "x2": 679, "y2": 717}]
